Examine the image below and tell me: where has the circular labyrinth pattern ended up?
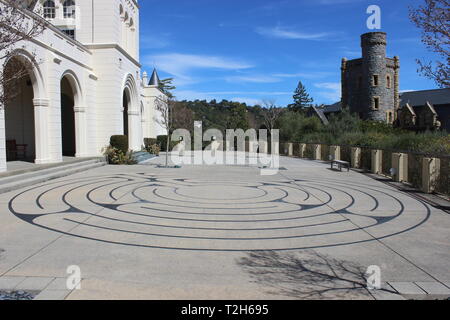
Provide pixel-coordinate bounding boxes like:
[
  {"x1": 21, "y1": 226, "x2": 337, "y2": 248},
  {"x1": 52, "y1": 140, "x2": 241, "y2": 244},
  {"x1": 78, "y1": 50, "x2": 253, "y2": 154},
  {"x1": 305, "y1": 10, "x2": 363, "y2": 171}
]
[{"x1": 8, "y1": 173, "x2": 431, "y2": 251}]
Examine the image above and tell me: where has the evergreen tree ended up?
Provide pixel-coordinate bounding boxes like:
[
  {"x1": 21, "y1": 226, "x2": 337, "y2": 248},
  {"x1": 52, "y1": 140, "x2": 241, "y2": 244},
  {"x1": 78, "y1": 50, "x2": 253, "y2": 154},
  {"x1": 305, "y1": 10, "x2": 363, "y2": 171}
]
[{"x1": 288, "y1": 81, "x2": 314, "y2": 112}]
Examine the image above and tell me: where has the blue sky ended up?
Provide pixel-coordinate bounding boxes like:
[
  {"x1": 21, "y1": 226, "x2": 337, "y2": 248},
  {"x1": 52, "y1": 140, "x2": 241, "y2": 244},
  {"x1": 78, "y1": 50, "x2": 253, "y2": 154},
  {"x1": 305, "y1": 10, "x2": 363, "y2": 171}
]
[{"x1": 140, "y1": 0, "x2": 438, "y2": 107}]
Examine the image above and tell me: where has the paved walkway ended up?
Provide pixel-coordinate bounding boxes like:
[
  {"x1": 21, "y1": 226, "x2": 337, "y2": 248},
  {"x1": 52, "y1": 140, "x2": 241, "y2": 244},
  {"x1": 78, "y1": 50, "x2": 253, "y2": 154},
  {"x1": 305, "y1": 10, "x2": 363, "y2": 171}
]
[{"x1": 0, "y1": 156, "x2": 449, "y2": 299}]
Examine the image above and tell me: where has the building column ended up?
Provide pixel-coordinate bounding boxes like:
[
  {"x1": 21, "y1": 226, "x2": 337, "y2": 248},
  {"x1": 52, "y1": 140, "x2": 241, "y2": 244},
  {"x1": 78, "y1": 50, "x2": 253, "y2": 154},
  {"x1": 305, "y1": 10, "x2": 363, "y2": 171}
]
[
  {"x1": 33, "y1": 98, "x2": 52, "y2": 164},
  {"x1": 0, "y1": 108, "x2": 6, "y2": 172},
  {"x1": 74, "y1": 106, "x2": 88, "y2": 157},
  {"x1": 128, "y1": 110, "x2": 141, "y2": 151}
]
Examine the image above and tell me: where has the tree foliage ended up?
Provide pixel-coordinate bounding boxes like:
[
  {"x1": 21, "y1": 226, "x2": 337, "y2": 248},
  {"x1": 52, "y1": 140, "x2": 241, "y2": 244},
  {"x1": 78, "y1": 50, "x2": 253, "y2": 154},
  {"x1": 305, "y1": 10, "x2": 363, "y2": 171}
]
[
  {"x1": 409, "y1": 0, "x2": 450, "y2": 88},
  {"x1": 288, "y1": 81, "x2": 314, "y2": 112}
]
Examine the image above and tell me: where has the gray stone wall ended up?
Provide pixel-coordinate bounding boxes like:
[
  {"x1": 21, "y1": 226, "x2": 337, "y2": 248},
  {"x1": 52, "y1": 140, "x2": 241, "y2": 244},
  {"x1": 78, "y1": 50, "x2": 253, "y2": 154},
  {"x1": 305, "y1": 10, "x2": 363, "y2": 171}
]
[{"x1": 341, "y1": 32, "x2": 399, "y2": 122}]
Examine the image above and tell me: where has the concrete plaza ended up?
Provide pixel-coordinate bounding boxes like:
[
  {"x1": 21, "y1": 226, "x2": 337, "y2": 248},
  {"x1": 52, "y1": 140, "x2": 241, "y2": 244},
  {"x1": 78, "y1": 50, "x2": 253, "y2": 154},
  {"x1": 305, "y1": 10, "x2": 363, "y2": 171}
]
[{"x1": 0, "y1": 155, "x2": 449, "y2": 300}]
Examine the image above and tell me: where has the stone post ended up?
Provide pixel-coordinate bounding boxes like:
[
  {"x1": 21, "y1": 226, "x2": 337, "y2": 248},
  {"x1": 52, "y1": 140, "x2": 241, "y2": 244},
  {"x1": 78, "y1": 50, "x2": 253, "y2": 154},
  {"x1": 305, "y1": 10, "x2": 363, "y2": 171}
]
[
  {"x1": 351, "y1": 147, "x2": 361, "y2": 168},
  {"x1": 314, "y1": 144, "x2": 322, "y2": 160},
  {"x1": 422, "y1": 157, "x2": 440, "y2": 193},
  {"x1": 33, "y1": 99, "x2": 51, "y2": 164},
  {"x1": 371, "y1": 149, "x2": 382, "y2": 174},
  {"x1": 392, "y1": 153, "x2": 408, "y2": 182},
  {"x1": 0, "y1": 108, "x2": 6, "y2": 172},
  {"x1": 287, "y1": 143, "x2": 293, "y2": 156},
  {"x1": 330, "y1": 145, "x2": 341, "y2": 161},
  {"x1": 299, "y1": 143, "x2": 306, "y2": 158}
]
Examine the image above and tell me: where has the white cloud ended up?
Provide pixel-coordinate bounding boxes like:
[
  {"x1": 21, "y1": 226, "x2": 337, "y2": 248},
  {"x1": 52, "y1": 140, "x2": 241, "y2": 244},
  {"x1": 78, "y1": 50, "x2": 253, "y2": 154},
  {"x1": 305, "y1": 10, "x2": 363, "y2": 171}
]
[
  {"x1": 255, "y1": 26, "x2": 331, "y2": 40},
  {"x1": 225, "y1": 75, "x2": 282, "y2": 83},
  {"x1": 314, "y1": 82, "x2": 341, "y2": 102},
  {"x1": 143, "y1": 53, "x2": 253, "y2": 81},
  {"x1": 273, "y1": 72, "x2": 331, "y2": 79}
]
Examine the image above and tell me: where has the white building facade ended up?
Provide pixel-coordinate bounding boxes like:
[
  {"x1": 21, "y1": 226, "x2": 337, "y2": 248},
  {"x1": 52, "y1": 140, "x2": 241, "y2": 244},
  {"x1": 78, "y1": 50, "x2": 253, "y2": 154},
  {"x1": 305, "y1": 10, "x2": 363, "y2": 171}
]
[{"x1": 0, "y1": 0, "x2": 167, "y2": 172}]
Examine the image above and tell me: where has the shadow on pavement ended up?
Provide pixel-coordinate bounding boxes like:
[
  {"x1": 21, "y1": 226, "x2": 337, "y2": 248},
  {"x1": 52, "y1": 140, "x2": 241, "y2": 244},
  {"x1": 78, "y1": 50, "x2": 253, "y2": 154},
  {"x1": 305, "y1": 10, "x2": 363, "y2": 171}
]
[{"x1": 236, "y1": 250, "x2": 396, "y2": 300}]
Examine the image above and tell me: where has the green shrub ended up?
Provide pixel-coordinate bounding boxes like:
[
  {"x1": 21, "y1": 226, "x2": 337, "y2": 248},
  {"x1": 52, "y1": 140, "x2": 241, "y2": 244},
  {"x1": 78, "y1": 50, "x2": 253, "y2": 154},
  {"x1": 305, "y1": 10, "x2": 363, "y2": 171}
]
[
  {"x1": 144, "y1": 138, "x2": 158, "y2": 149},
  {"x1": 157, "y1": 135, "x2": 179, "y2": 151},
  {"x1": 103, "y1": 146, "x2": 136, "y2": 165},
  {"x1": 110, "y1": 135, "x2": 128, "y2": 154},
  {"x1": 147, "y1": 144, "x2": 160, "y2": 155}
]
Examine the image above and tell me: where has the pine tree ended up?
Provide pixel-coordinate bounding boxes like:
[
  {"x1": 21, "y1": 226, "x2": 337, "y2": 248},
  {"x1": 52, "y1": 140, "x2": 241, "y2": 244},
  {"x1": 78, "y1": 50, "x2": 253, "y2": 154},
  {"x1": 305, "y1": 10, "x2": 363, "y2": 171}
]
[{"x1": 288, "y1": 81, "x2": 314, "y2": 112}]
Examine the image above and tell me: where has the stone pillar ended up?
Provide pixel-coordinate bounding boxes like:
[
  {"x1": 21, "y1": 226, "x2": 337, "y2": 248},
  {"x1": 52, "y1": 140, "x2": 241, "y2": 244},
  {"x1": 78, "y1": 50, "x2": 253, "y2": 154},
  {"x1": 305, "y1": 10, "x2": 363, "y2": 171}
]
[
  {"x1": 33, "y1": 99, "x2": 51, "y2": 164},
  {"x1": 299, "y1": 143, "x2": 306, "y2": 158},
  {"x1": 422, "y1": 157, "x2": 440, "y2": 193},
  {"x1": 287, "y1": 143, "x2": 293, "y2": 156},
  {"x1": 0, "y1": 108, "x2": 6, "y2": 172},
  {"x1": 74, "y1": 106, "x2": 88, "y2": 158},
  {"x1": 314, "y1": 144, "x2": 322, "y2": 160},
  {"x1": 371, "y1": 149, "x2": 382, "y2": 174},
  {"x1": 392, "y1": 153, "x2": 408, "y2": 182},
  {"x1": 128, "y1": 110, "x2": 141, "y2": 151},
  {"x1": 330, "y1": 145, "x2": 341, "y2": 161},
  {"x1": 351, "y1": 147, "x2": 361, "y2": 168}
]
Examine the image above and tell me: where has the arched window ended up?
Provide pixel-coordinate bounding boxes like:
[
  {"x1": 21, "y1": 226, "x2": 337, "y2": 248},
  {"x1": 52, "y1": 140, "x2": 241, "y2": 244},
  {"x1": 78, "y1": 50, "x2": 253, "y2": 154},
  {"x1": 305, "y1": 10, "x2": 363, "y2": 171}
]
[
  {"x1": 43, "y1": 0, "x2": 55, "y2": 19},
  {"x1": 386, "y1": 75, "x2": 391, "y2": 89},
  {"x1": 63, "y1": 0, "x2": 76, "y2": 19},
  {"x1": 119, "y1": 4, "x2": 124, "y2": 15},
  {"x1": 129, "y1": 18, "x2": 134, "y2": 28}
]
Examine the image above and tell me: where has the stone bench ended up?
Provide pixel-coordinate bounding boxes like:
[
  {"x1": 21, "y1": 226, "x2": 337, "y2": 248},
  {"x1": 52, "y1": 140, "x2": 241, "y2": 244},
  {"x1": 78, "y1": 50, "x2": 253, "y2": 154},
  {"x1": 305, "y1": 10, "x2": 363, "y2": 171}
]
[{"x1": 331, "y1": 160, "x2": 350, "y2": 172}]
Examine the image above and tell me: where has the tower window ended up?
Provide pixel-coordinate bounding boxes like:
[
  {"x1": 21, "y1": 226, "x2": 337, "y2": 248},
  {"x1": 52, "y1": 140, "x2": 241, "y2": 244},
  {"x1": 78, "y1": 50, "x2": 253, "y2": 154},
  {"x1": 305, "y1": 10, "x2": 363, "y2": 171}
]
[
  {"x1": 372, "y1": 75, "x2": 379, "y2": 86},
  {"x1": 43, "y1": 0, "x2": 55, "y2": 19},
  {"x1": 373, "y1": 97, "x2": 380, "y2": 110},
  {"x1": 358, "y1": 76, "x2": 362, "y2": 89},
  {"x1": 386, "y1": 75, "x2": 391, "y2": 88},
  {"x1": 63, "y1": 0, "x2": 76, "y2": 19}
]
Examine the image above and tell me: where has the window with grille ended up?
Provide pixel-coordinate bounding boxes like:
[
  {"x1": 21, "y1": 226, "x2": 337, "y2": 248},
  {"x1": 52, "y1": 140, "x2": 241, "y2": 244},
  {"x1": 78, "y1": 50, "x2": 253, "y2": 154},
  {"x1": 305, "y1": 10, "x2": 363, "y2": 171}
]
[
  {"x1": 61, "y1": 29, "x2": 76, "y2": 40},
  {"x1": 43, "y1": 0, "x2": 55, "y2": 19},
  {"x1": 63, "y1": 0, "x2": 76, "y2": 19}
]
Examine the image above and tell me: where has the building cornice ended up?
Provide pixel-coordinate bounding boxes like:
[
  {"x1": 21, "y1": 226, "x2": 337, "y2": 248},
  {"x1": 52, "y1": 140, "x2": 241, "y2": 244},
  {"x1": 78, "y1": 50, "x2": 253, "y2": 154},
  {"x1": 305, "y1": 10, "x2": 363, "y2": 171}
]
[{"x1": 83, "y1": 43, "x2": 141, "y2": 68}]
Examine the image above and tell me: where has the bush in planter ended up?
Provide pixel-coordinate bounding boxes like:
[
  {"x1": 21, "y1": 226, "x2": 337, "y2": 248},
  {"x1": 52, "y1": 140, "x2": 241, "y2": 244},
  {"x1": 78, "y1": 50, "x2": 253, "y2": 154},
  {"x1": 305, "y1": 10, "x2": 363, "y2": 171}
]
[
  {"x1": 157, "y1": 135, "x2": 179, "y2": 151},
  {"x1": 144, "y1": 138, "x2": 158, "y2": 149},
  {"x1": 147, "y1": 144, "x2": 160, "y2": 155},
  {"x1": 110, "y1": 135, "x2": 128, "y2": 154},
  {"x1": 103, "y1": 146, "x2": 136, "y2": 165}
]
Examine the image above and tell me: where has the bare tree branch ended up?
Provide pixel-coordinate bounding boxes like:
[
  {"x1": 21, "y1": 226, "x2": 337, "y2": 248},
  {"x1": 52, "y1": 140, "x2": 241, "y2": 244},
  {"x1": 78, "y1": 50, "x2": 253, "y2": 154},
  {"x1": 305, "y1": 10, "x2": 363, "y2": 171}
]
[{"x1": 409, "y1": 0, "x2": 450, "y2": 87}]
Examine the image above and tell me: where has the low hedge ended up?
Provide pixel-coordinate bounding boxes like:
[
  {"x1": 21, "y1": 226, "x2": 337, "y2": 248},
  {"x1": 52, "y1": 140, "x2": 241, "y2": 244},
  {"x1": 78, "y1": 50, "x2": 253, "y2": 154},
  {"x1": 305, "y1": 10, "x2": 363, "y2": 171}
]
[
  {"x1": 110, "y1": 135, "x2": 128, "y2": 154},
  {"x1": 157, "y1": 135, "x2": 179, "y2": 151}
]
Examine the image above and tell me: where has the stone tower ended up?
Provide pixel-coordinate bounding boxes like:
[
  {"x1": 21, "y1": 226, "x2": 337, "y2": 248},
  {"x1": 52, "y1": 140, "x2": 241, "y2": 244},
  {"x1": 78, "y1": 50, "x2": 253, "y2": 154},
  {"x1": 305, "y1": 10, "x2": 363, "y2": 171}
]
[{"x1": 341, "y1": 32, "x2": 399, "y2": 123}]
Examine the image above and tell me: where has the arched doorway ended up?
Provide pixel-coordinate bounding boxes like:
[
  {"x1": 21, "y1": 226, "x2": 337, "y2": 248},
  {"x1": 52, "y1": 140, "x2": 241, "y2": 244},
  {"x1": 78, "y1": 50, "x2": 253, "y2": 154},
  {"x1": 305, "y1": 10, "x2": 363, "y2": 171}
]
[
  {"x1": 60, "y1": 76, "x2": 76, "y2": 156},
  {"x1": 4, "y1": 57, "x2": 36, "y2": 162},
  {"x1": 123, "y1": 88, "x2": 131, "y2": 137}
]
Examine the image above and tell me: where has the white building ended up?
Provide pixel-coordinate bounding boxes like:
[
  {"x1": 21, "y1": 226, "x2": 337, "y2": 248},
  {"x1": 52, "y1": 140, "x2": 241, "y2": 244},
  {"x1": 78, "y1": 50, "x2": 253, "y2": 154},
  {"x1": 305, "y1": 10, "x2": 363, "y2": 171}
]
[{"x1": 0, "y1": 0, "x2": 167, "y2": 172}]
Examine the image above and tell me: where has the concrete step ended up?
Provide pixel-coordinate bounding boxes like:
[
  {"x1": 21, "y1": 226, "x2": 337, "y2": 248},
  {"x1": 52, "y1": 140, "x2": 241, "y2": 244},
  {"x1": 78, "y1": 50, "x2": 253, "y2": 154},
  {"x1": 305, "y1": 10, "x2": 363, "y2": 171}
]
[{"x1": 0, "y1": 159, "x2": 106, "y2": 195}]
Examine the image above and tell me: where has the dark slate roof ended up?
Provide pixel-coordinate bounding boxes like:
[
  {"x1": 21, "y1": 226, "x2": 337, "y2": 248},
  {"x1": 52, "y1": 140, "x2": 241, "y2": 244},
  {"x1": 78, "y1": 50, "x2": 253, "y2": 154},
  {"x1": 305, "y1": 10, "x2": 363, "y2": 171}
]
[
  {"x1": 400, "y1": 88, "x2": 450, "y2": 107},
  {"x1": 149, "y1": 69, "x2": 160, "y2": 86},
  {"x1": 323, "y1": 101, "x2": 342, "y2": 114}
]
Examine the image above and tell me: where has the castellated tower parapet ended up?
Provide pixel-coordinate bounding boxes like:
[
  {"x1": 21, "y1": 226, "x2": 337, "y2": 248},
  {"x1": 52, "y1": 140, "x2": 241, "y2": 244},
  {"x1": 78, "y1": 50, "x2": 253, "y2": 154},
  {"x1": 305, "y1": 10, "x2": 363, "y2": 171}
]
[{"x1": 341, "y1": 32, "x2": 399, "y2": 124}]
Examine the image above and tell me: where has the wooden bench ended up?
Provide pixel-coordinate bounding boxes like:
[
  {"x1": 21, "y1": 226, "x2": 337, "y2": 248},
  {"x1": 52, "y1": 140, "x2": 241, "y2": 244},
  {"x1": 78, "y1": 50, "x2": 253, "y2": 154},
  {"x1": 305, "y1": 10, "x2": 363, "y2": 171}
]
[{"x1": 331, "y1": 159, "x2": 350, "y2": 172}]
